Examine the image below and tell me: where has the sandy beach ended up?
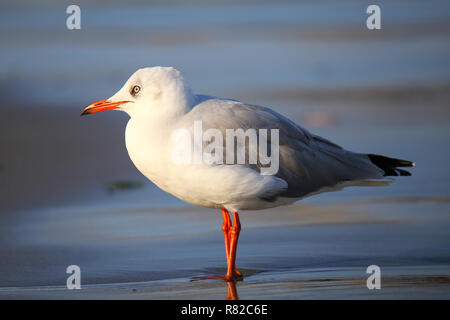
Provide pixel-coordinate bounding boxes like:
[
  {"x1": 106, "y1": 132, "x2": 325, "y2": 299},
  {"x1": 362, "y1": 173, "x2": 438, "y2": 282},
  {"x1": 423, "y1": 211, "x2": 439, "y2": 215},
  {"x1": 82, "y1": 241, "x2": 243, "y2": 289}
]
[{"x1": 1, "y1": 84, "x2": 450, "y2": 299}]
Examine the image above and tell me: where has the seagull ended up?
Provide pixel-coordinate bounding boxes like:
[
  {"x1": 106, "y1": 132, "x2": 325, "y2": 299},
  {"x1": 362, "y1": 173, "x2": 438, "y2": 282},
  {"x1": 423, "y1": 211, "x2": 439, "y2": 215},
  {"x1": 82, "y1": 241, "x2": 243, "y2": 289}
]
[{"x1": 81, "y1": 66, "x2": 414, "y2": 281}]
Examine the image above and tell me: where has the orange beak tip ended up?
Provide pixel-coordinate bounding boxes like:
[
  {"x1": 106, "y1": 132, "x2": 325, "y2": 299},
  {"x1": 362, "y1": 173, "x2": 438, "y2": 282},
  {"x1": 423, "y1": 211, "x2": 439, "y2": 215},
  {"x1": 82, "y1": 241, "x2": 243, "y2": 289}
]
[{"x1": 80, "y1": 99, "x2": 129, "y2": 117}]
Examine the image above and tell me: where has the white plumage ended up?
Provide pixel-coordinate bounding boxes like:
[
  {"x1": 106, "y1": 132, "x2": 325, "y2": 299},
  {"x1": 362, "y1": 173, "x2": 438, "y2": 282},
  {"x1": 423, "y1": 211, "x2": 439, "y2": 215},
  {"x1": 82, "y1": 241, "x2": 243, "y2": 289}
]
[{"x1": 92, "y1": 66, "x2": 407, "y2": 212}]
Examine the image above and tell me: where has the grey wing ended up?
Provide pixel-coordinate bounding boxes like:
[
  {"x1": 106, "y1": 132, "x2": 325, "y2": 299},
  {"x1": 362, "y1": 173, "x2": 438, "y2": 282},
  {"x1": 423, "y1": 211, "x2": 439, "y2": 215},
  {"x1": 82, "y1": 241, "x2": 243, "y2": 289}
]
[{"x1": 183, "y1": 97, "x2": 384, "y2": 199}]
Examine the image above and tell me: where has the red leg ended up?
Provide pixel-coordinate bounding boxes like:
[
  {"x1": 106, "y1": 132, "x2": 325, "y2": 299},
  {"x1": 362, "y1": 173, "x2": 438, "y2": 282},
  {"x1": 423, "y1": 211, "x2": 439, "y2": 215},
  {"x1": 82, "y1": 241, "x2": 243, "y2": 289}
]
[
  {"x1": 221, "y1": 209, "x2": 231, "y2": 263},
  {"x1": 192, "y1": 210, "x2": 242, "y2": 282},
  {"x1": 224, "y1": 211, "x2": 242, "y2": 281}
]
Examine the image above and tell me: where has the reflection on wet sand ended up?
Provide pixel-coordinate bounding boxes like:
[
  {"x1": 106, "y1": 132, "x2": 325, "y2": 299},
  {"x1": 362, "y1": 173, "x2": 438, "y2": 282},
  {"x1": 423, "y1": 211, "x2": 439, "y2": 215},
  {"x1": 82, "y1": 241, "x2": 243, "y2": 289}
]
[
  {"x1": 190, "y1": 279, "x2": 239, "y2": 300},
  {"x1": 226, "y1": 281, "x2": 239, "y2": 300},
  {"x1": 192, "y1": 268, "x2": 263, "y2": 300}
]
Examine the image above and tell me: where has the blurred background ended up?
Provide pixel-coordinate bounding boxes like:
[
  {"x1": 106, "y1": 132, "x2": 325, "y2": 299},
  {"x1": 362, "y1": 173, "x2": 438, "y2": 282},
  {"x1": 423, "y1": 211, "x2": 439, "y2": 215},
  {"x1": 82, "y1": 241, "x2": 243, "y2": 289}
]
[{"x1": 0, "y1": 0, "x2": 450, "y2": 299}]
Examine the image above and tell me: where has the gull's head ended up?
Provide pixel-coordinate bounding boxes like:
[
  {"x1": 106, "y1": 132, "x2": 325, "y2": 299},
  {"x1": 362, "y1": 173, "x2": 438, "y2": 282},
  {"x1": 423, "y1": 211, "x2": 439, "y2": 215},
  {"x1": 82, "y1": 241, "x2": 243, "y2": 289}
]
[{"x1": 81, "y1": 66, "x2": 194, "y2": 119}]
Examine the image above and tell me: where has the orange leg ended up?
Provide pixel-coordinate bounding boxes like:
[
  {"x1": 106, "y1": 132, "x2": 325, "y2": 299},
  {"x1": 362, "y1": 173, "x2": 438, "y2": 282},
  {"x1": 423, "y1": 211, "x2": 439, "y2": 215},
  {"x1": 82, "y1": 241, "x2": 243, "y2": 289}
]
[
  {"x1": 221, "y1": 209, "x2": 231, "y2": 262},
  {"x1": 223, "y1": 211, "x2": 242, "y2": 281},
  {"x1": 192, "y1": 210, "x2": 242, "y2": 282}
]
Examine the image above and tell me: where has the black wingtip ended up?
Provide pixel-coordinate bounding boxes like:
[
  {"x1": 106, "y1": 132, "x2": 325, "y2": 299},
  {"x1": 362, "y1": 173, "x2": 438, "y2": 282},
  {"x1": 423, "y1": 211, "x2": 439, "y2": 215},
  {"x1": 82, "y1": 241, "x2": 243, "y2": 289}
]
[{"x1": 368, "y1": 154, "x2": 414, "y2": 177}]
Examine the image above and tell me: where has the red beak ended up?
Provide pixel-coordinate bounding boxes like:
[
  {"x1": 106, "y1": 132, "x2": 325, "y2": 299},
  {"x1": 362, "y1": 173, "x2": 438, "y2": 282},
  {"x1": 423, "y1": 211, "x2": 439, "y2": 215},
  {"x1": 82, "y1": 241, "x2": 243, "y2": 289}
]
[{"x1": 80, "y1": 99, "x2": 129, "y2": 116}]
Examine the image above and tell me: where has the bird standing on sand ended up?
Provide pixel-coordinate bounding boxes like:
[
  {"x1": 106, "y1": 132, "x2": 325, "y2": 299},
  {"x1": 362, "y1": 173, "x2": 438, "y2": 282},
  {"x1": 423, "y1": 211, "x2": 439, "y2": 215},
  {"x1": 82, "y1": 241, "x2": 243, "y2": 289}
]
[{"x1": 81, "y1": 66, "x2": 414, "y2": 281}]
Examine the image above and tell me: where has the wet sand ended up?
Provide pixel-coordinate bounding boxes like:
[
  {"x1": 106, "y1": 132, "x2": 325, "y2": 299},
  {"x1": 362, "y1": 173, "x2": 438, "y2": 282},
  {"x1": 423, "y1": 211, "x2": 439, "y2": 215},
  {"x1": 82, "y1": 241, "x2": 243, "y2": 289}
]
[
  {"x1": 1, "y1": 194, "x2": 450, "y2": 299},
  {"x1": 3, "y1": 266, "x2": 450, "y2": 300}
]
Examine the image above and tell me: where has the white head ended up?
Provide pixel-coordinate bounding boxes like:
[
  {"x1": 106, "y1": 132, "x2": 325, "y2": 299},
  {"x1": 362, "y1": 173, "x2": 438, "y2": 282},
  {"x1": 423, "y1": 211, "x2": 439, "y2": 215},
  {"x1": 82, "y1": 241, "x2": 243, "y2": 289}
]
[{"x1": 81, "y1": 66, "x2": 195, "y2": 119}]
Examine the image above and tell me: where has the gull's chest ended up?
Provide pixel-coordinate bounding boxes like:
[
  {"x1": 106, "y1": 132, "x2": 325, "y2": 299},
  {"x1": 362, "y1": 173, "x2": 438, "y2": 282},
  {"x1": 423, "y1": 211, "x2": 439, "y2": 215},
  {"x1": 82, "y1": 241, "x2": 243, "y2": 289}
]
[
  {"x1": 124, "y1": 120, "x2": 218, "y2": 207},
  {"x1": 125, "y1": 119, "x2": 194, "y2": 199},
  {"x1": 125, "y1": 120, "x2": 170, "y2": 183}
]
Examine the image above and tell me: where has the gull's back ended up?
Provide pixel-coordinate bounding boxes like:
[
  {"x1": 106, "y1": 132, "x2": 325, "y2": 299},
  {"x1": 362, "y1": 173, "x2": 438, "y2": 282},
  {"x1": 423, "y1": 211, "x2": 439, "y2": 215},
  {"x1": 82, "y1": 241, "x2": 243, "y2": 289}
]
[{"x1": 181, "y1": 95, "x2": 413, "y2": 203}]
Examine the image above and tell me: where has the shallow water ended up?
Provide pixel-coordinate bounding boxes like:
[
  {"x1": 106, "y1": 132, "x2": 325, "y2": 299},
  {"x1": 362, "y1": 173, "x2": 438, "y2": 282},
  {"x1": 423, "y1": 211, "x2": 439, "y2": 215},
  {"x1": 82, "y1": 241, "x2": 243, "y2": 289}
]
[{"x1": 0, "y1": 0, "x2": 450, "y2": 299}]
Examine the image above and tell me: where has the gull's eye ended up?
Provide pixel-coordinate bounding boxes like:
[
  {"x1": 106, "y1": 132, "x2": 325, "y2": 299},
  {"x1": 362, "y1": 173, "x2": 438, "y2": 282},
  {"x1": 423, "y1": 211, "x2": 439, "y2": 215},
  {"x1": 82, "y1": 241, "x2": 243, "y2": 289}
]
[{"x1": 131, "y1": 85, "x2": 141, "y2": 96}]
